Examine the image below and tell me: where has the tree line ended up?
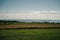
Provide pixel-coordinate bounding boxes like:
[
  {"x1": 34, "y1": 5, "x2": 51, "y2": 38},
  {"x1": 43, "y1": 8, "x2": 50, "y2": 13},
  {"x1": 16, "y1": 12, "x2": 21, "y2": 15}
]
[{"x1": 0, "y1": 20, "x2": 60, "y2": 24}]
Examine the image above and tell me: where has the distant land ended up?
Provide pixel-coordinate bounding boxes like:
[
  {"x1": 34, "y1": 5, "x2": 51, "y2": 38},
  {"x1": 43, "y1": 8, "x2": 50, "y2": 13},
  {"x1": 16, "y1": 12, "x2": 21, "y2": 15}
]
[
  {"x1": 0, "y1": 19, "x2": 60, "y2": 28},
  {"x1": 0, "y1": 19, "x2": 60, "y2": 23}
]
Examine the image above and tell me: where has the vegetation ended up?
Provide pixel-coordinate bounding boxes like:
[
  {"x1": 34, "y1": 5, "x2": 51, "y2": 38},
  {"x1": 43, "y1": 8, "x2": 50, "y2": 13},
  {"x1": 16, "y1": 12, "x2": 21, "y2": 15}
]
[
  {"x1": 0, "y1": 20, "x2": 60, "y2": 25},
  {"x1": 0, "y1": 20, "x2": 60, "y2": 40},
  {"x1": 0, "y1": 20, "x2": 60, "y2": 28},
  {"x1": 0, "y1": 29, "x2": 60, "y2": 40}
]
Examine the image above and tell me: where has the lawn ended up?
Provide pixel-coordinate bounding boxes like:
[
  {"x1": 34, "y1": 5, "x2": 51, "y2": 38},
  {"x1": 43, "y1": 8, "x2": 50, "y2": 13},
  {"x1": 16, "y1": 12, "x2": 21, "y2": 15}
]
[{"x1": 0, "y1": 29, "x2": 60, "y2": 40}]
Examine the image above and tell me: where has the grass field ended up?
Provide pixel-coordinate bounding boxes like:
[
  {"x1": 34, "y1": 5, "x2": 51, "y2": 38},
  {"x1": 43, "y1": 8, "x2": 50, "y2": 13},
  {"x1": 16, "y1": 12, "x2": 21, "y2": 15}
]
[{"x1": 0, "y1": 29, "x2": 60, "y2": 40}]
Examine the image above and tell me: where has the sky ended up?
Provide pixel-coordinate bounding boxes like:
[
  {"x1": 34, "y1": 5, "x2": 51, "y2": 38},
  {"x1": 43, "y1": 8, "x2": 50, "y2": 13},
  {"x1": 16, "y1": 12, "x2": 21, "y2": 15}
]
[{"x1": 0, "y1": 0, "x2": 60, "y2": 20}]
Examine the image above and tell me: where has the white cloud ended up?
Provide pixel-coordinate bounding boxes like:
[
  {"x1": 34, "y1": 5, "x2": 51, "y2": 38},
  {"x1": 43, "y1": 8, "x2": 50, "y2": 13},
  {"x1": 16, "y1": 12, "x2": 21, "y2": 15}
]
[
  {"x1": 49, "y1": 11, "x2": 58, "y2": 13},
  {"x1": 13, "y1": 10, "x2": 60, "y2": 14},
  {"x1": 40, "y1": 11, "x2": 48, "y2": 13},
  {"x1": 59, "y1": 11, "x2": 60, "y2": 13},
  {"x1": 0, "y1": 13, "x2": 60, "y2": 20},
  {"x1": 32, "y1": 11, "x2": 40, "y2": 13},
  {"x1": 0, "y1": 10, "x2": 60, "y2": 20}
]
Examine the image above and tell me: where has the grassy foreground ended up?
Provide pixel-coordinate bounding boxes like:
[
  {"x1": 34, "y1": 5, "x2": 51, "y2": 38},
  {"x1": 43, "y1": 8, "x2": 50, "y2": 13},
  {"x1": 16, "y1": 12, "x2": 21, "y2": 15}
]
[{"x1": 0, "y1": 29, "x2": 60, "y2": 40}]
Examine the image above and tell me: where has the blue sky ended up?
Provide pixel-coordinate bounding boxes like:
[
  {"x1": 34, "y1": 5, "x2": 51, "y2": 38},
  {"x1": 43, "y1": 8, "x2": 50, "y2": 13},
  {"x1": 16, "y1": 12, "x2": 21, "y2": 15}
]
[{"x1": 0, "y1": 0, "x2": 60, "y2": 20}]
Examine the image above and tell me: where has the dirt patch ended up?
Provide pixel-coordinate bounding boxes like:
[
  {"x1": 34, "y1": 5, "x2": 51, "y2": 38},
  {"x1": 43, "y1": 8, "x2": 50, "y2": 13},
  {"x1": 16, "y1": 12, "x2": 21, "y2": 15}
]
[{"x1": 0, "y1": 23, "x2": 60, "y2": 28}]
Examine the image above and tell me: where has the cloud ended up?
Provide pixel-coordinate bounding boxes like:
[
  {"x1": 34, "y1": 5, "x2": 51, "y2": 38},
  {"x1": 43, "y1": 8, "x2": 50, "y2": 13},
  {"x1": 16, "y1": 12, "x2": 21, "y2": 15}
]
[
  {"x1": 49, "y1": 11, "x2": 58, "y2": 13},
  {"x1": 17, "y1": 10, "x2": 60, "y2": 14},
  {"x1": 0, "y1": 12, "x2": 60, "y2": 20},
  {"x1": 58, "y1": 11, "x2": 60, "y2": 13},
  {"x1": 40, "y1": 11, "x2": 48, "y2": 13},
  {"x1": 32, "y1": 11, "x2": 40, "y2": 13},
  {"x1": 0, "y1": 10, "x2": 60, "y2": 20}
]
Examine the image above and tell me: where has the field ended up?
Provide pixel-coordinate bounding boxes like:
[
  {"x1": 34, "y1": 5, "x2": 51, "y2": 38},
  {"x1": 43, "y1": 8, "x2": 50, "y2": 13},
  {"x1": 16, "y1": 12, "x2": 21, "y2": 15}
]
[
  {"x1": 0, "y1": 21, "x2": 60, "y2": 40},
  {"x1": 0, "y1": 29, "x2": 60, "y2": 40},
  {"x1": 0, "y1": 20, "x2": 60, "y2": 28},
  {"x1": 0, "y1": 23, "x2": 60, "y2": 28}
]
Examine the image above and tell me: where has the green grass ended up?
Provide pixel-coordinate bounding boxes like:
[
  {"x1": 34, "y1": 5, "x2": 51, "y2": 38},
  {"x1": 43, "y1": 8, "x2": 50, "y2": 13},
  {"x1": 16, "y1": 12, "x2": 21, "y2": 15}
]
[{"x1": 0, "y1": 29, "x2": 60, "y2": 40}]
